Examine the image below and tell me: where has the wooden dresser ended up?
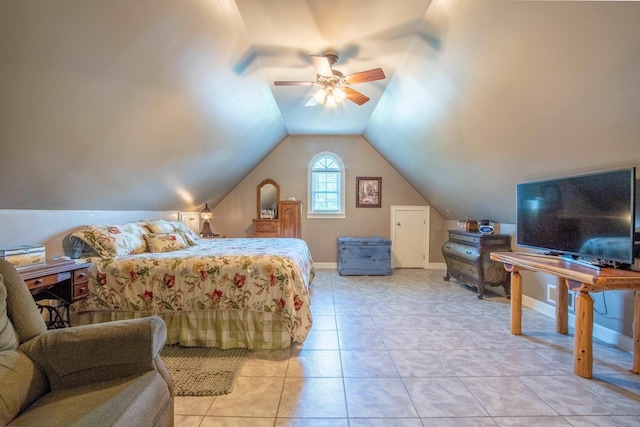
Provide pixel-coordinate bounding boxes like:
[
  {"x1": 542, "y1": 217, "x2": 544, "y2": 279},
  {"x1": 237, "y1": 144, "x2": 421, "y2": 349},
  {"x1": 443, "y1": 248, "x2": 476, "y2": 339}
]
[
  {"x1": 252, "y1": 219, "x2": 278, "y2": 238},
  {"x1": 278, "y1": 200, "x2": 302, "y2": 238},
  {"x1": 253, "y1": 200, "x2": 302, "y2": 238},
  {"x1": 442, "y1": 230, "x2": 512, "y2": 299}
]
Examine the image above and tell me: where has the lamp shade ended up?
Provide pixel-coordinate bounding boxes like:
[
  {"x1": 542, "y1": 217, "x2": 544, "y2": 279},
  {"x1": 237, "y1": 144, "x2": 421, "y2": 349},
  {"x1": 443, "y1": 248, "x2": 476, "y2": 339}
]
[
  {"x1": 200, "y1": 203, "x2": 215, "y2": 237},
  {"x1": 200, "y1": 203, "x2": 213, "y2": 221},
  {"x1": 313, "y1": 88, "x2": 327, "y2": 104}
]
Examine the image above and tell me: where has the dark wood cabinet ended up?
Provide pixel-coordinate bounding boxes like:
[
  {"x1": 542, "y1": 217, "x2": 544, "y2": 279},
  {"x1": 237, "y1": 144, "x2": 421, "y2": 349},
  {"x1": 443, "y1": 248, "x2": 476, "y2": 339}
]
[{"x1": 442, "y1": 230, "x2": 512, "y2": 299}]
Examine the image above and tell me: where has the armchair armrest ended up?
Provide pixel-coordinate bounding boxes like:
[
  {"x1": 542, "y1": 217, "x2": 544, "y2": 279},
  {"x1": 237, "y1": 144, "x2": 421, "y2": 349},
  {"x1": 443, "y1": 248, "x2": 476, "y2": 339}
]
[{"x1": 19, "y1": 316, "x2": 166, "y2": 390}]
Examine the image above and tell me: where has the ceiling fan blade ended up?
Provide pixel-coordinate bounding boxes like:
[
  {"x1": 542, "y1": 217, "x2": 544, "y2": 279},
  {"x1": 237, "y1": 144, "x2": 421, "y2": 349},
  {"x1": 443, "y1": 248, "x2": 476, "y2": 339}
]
[
  {"x1": 344, "y1": 68, "x2": 385, "y2": 85},
  {"x1": 310, "y1": 55, "x2": 333, "y2": 78},
  {"x1": 274, "y1": 81, "x2": 314, "y2": 86},
  {"x1": 343, "y1": 87, "x2": 370, "y2": 105}
]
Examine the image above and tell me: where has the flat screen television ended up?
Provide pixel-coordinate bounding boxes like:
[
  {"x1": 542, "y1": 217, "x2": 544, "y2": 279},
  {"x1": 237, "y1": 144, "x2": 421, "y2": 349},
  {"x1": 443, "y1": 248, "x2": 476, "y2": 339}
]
[{"x1": 516, "y1": 167, "x2": 637, "y2": 266}]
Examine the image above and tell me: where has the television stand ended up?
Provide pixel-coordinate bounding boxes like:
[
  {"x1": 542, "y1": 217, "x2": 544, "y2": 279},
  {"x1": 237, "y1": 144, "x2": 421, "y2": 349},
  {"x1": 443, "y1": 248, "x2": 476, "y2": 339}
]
[{"x1": 490, "y1": 251, "x2": 640, "y2": 379}]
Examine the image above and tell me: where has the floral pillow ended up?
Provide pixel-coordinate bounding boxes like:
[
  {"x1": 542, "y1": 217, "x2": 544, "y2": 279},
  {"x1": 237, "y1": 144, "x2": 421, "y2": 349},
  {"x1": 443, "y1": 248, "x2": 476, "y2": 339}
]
[
  {"x1": 143, "y1": 220, "x2": 201, "y2": 245},
  {"x1": 144, "y1": 233, "x2": 189, "y2": 253},
  {"x1": 69, "y1": 222, "x2": 149, "y2": 258}
]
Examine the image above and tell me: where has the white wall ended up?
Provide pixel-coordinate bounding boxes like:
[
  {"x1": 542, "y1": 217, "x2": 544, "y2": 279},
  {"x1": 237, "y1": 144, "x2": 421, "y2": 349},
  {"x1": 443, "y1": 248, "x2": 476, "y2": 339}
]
[
  {"x1": 211, "y1": 135, "x2": 441, "y2": 263},
  {"x1": 0, "y1": 210, "x2": 178, "y2": 259}
]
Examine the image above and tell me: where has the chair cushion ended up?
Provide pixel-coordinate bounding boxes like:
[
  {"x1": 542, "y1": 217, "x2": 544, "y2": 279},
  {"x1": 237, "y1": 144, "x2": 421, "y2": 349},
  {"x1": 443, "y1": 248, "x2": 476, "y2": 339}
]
[
  {"x1": 0, "y1": 274, "x2": 19, "y2": 352},
  {"x1": 11, "y1": 370, "x2": 172, "y2": 427},
  {"x1": 0, "y1": 349, "x2": 49, "y2": 426}
]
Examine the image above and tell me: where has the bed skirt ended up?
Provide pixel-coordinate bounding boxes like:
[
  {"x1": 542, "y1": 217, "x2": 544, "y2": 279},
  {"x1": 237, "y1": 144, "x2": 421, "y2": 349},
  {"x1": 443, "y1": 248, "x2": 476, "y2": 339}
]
[{"x1": 73, "y1": 310, "x2": 294, "y2": 350}]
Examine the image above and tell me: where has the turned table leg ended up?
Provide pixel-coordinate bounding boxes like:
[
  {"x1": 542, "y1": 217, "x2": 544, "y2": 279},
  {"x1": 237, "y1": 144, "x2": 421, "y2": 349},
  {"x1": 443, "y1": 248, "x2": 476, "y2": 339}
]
[
  {"x1": 511, "y1": 270, "x2": 522, "y2": 335},
  {"x1": 556, "y1": 277, "x2": 568, "y2": 335},
  {"x1": 574, "y1": 290, "x2": 594, "y2": 379},
  {"x1": 632, "y1": 291, "x2": 640, "y2": 374}
]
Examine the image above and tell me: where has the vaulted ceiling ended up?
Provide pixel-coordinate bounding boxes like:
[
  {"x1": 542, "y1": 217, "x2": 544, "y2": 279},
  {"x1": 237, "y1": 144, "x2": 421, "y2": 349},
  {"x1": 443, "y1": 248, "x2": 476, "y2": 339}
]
[{"x1": 2, "y1": 0, "x2": 639, "y2": 224}]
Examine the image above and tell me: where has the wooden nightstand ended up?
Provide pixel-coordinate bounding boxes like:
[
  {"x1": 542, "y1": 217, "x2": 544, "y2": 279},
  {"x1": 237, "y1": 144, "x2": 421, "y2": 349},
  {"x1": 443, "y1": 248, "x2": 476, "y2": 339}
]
[{"x1": 18, "y1": 259, "x2": 92, "y2": 328}]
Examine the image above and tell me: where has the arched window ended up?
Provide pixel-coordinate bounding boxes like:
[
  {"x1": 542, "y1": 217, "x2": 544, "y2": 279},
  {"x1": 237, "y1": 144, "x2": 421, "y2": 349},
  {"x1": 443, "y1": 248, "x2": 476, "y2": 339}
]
[{"x1": 308, "y1": 152, "x2": 345, "y2": 217}]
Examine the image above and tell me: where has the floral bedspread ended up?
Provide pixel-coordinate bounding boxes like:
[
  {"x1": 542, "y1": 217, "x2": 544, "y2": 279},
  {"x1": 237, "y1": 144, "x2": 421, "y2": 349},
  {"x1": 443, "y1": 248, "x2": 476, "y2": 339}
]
[{"x1": 74, "y1": 238, "x2": 315, "y2": 344}]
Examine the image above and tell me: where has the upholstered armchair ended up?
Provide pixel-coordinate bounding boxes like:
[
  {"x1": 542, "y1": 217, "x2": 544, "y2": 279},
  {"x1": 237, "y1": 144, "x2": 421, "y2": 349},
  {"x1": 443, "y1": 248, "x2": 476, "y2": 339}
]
[{"x1": 0, "y1": 259, "x2": 174, "y2": 426}]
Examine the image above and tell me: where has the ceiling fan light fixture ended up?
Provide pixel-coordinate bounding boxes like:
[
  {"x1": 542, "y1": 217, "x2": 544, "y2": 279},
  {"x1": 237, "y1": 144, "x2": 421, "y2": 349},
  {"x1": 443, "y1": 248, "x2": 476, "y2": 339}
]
[
  {"x1": 325, "y1": 93, "x2": 338, "y2": 107},
  {"x1": 275, "y1": 52, "x2": 383, "y2": 107},
  {"x1": 313, "y1": 88, "x2": 327, "y2": 104}
]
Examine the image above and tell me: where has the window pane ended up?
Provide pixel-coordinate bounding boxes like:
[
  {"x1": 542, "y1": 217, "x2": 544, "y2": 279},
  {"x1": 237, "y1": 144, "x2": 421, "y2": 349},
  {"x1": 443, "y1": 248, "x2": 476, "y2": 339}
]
[
  {"x1": 309, "y1": 153, "x2": 343, "y2": 214},
  {"x1": 313, "y1": 156, "x2": 339, "y2": 171}
]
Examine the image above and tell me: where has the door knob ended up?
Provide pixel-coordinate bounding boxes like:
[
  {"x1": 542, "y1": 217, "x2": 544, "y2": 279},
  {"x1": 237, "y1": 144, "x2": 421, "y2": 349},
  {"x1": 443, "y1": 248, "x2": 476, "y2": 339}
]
[{"x1": 397, "y1": 222, "x2": 401, "y2": 226}]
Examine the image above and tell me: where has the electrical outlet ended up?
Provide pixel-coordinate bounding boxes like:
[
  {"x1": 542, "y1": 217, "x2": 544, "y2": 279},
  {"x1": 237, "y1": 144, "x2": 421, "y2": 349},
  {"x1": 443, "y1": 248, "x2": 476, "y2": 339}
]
[
  {"x1": 567, "y1": 291, "x2": 575, "y2": 311},
  {"x1": 546, "y1": 284, "x2": 557, "y2": 304}
]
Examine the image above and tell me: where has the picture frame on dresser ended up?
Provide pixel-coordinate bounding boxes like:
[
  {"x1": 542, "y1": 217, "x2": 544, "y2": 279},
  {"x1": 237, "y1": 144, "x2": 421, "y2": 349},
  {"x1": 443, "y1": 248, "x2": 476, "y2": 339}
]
[{"x1": 356, "y1": 177, "x2": 381, "y2": 208}]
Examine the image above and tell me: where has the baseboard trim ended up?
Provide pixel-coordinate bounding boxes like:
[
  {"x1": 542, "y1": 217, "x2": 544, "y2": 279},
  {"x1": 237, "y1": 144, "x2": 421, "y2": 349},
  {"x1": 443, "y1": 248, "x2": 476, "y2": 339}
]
[
  {"x1": 522, "y1": 295, "x2": 633, "y2": 353},
  {"x1": 314, "y1": 262, "x2": 446, "y2": 270},
  {"x1": 314, "y1": 262, "x2": 337, "y2": 269}
]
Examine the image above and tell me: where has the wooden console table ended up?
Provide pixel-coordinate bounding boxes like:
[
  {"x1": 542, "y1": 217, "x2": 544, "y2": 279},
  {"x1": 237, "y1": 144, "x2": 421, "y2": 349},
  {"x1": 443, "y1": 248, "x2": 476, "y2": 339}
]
[
  {"x1": 18, "y1": 259, "x2": 92, "y2": 328},
  {"x1": 490, "y1": 252, "x2": 640, "y2": 379}
]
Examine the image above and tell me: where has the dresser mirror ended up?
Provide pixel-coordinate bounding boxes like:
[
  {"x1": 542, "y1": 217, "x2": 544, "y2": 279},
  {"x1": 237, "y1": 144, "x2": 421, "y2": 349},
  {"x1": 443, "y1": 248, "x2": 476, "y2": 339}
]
[{"x1": 257, "y1": 179, "x2": 279, "y2": 219}]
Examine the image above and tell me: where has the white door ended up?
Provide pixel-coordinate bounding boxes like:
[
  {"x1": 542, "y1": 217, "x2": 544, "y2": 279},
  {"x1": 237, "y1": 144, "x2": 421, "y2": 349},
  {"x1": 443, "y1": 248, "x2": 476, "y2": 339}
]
[{"x1": 391, "y1": 206, "x2": 429, "y2": 268}]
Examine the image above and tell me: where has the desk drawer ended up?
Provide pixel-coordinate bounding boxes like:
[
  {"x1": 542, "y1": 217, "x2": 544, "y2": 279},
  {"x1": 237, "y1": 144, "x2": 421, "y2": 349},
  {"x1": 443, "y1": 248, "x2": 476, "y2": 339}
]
[
  {"x1": 73, "y1": 267, "x2": 90, "y2": 300},
  {"x1": 25, "y1": 272, "x2": 71, "y2": 294},
  {"x1": 74, "y1": 282, "x2": 90, "y2": 300},
  {"x1": 73, "y1": 268, "x2": 90, "y2": 283}
]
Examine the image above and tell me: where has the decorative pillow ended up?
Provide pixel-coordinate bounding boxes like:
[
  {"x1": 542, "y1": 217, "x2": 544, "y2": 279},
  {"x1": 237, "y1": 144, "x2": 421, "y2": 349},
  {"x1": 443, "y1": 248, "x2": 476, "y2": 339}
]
[
  {"x1": 144, "y1": 220, "x2": 200, "y2": 245},
  {"x1": 144, "y1": 233, "x2": 189, "y2": 253},
  {"x1": 69, "y1": 222, "x2": 149, "y2": 258},
  {"x1": 171, "y1": 221, "x2": 201, "y2": 244}
]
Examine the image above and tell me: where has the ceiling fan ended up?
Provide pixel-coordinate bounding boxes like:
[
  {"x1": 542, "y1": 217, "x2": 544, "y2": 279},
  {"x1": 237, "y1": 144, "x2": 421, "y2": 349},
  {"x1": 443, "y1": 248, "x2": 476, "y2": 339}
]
[{"x1": 274, "y1": 51, "x2": 385, "y2": 107}]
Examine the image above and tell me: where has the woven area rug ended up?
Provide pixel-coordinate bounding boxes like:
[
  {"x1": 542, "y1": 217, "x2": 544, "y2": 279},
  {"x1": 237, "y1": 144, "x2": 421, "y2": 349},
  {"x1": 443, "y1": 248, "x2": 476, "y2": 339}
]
[{"x1": 160, "y1": 345, "x2": 250, "y2": 396}]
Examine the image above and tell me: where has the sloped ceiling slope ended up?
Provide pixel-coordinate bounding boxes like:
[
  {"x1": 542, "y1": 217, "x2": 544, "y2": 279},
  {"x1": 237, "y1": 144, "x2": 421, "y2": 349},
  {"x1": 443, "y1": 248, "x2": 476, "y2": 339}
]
[
  {"x1": 365, "y1": 0, "x2": 640, "y2": 223},
  {"x1": 0, "y1": 0, "x2": 286, "y2": 211},
  {"x1": 235, "y1": 0, "x2": 431, "y2": 135},
  {"x1": 1, "y1": 1, "x2": 639, "y2": 221}
]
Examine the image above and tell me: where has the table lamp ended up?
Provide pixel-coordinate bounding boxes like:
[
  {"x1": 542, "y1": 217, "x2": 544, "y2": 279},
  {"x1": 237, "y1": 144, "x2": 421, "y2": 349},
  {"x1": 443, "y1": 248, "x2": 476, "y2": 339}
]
[{"x1": 200, "y1": 203, "x2": 214, "y2": 237}]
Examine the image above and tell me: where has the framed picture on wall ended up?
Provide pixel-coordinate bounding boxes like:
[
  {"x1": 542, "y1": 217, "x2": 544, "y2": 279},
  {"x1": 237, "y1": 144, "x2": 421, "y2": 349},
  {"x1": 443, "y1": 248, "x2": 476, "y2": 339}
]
[{"x1": 356, "y1": 177, "x2": 381, "y2": 208}]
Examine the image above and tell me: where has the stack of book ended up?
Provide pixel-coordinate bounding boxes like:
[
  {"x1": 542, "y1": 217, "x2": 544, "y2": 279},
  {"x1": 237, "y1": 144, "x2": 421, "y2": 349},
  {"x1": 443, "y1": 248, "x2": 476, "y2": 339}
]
[{"x1": 0, "y1": 245, "x2": 46, "y2": 268}]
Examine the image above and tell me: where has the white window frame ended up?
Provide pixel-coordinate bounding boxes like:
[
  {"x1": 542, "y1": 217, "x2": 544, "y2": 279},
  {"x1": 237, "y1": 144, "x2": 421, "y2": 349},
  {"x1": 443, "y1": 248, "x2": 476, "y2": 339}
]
[{"x1": 307, "y1": 151, "x2": 346, "y2": 219}]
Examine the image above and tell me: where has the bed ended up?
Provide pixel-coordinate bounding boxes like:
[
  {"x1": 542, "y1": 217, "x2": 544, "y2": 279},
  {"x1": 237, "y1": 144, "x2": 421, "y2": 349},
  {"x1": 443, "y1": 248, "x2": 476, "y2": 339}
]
[{"x1": 69, "y1": 220, "x2": 314, "y2": 349}]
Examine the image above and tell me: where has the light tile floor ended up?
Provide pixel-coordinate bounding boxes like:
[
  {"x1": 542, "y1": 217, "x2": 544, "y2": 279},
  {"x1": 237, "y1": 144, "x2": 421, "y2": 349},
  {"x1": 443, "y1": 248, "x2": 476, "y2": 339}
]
[{"x1": 174, "y1": 269, "x2": 640, "y2": 426}]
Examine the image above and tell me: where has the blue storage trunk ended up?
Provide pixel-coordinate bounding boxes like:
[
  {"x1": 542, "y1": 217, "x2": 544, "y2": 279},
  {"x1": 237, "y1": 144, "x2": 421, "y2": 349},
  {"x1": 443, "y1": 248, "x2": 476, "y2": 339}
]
[{"x1": 337, "y1": 236, "x2": 392, "y2": 276}]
